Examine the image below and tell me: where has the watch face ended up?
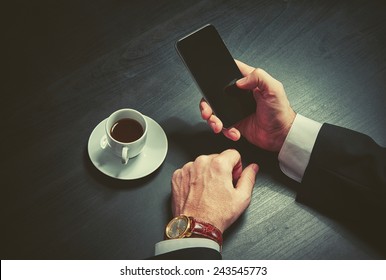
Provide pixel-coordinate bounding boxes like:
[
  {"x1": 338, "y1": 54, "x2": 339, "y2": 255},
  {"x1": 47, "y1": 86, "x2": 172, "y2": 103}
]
[{"x1": 167, "y1": 216, "x2": 189, "y2": 238}]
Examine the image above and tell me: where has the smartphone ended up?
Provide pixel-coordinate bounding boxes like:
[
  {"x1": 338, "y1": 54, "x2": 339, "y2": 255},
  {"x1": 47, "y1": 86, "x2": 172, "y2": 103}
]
[{"x1": 175, "y1": 24, "x2": 255, "y2": 128}]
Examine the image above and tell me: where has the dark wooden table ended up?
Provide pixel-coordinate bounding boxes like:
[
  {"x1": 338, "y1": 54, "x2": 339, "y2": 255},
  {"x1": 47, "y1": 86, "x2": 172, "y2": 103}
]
[{"x1": 3, "y1": 0, "x2": 386, "y2": 260}]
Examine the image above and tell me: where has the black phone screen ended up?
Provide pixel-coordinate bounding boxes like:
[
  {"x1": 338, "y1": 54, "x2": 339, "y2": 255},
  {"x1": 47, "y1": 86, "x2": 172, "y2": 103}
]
[{"x1": 176, "y1": 24, "x2": 255, "y2": 128}]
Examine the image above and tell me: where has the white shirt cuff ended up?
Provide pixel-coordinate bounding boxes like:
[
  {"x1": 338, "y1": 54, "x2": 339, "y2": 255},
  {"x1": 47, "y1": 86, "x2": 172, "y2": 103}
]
[
  {"x1": 155, "y1": 238, "x2": 221, "y2": 256},
  {"x1": 278, "y1": 114, "x2": 322, "y2": 182}
]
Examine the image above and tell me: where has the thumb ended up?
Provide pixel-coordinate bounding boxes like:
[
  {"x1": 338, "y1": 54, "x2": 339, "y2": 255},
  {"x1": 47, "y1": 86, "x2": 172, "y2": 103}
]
[
  {"x1": 236, "y1": 68, "x2": 275, "y2": 92},
  {"x1": 235, "y1": 163, "x2": 259, "y2": 203}
]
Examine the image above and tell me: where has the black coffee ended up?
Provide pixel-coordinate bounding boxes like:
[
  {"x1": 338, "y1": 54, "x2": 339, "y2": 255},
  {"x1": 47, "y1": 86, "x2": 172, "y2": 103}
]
[{"x1": 110, "y1": 118, "x2": 144, "y2": 143}]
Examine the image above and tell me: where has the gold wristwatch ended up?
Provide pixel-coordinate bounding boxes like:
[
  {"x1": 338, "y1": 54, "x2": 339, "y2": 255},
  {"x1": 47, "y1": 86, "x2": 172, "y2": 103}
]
[{"x1": 165, "y1": 215, "x2": 223, "y2": 246}]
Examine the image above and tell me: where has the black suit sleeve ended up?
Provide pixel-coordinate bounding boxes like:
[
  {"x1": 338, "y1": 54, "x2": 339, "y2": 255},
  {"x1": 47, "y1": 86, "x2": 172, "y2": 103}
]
[
  {"x1": 296, "y1": 123, "x2": 386, "y2": 220},
  {"x1": 149, "y1": 247, "x2": 222, "y2": 260}
]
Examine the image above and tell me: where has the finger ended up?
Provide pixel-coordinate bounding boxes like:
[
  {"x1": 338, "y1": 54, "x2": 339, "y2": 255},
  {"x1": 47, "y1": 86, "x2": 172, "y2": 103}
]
[
  {"x1": 180, "y1": 162, "x2": 193, "y2": 187},
  {"x1": 217, "y1": 149, "x2": 245, "y2": 185},
  {"x1": 235, "y1": 59, "x2": 255, "y2": 76},
  {"x1": 235, "y1": 163, "x2": 259, "y2": 203},
  {"x1": 207, "y1": 114, "x2": 223, "y2": 134},
  {"x1": 171, "y1": 169, "x2": 182, "y2": 216},
  {"x1": 222, "y1": 127, "x2": 241, "y2": 141},
  {"x1": 217, "y1": 149, "x2": 243, "y2": 175},
  {"x1": 200, "y1": 99, "x2": 224, "y2": 133},
  {"x1": 171, "y1": 168, "x2": 182, "y2": 190},
  {"x1": 199, "y1": 98, "x2": 212, "y2": 120},
  {"x1": 175, "y1": 162, "x2": 194, "y2": 214}
]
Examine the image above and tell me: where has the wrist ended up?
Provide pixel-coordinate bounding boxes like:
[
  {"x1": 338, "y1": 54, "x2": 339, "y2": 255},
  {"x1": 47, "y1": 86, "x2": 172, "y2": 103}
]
[{"x1": 272, "y1": 110, "x2": 296, "y2": 152}]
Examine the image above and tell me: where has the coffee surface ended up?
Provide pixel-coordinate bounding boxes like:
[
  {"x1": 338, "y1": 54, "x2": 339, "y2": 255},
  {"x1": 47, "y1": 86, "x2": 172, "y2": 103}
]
[{"x1": 110, "y1": 118, "x2": 144, "y2": 143}]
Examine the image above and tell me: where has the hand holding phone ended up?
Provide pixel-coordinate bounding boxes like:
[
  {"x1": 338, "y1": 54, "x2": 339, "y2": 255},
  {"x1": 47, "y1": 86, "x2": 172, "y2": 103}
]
[
  {"x1": 202, "y1": 59, "x2": 297, "y2": 152},
  {"x1": 176, "y1": 24, "x2": 256, "y2": 128}
]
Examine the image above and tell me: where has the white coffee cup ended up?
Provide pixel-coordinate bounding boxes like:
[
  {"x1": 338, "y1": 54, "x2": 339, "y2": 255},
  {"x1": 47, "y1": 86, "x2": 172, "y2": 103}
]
[{"x1": 101, "y1": 109, "x2": 147, "y2": 164}]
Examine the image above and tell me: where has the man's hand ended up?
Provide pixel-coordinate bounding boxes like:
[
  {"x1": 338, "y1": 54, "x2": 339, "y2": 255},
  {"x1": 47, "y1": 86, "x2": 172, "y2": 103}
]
[
  {"x1": 200, "y1": 60, "x2": 296, "y2": 152},
  {"x1": 171, "y1": 149, "x2": 259, "y2": 233}
]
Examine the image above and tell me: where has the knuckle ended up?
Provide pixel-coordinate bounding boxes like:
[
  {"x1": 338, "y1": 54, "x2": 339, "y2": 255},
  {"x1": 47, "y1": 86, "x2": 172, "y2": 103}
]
[
  {"x1": 182, "y1": 161, "x2": 193, "y2": 169},
  {"x1": 253, "y1": 67, "x2": 264, "y2": 76},
  {"x1": 171, "y1": 169, "x2": 182, "y2": 186},
  {"x1": 172, "y1": 168, "x2": 181, "y2": 179},
  {"x1": 211, "y1": 156, "x2": 225, "y2": 170},
  {"x1": 194, "y1": 155, "x2": 209, "y2": 166},
  {"x1": 227, "y1": 148, "x2": 240, "y2": 157},
  {"x1": 180, "y1": 162, "x2": 193, "y2": 178}
]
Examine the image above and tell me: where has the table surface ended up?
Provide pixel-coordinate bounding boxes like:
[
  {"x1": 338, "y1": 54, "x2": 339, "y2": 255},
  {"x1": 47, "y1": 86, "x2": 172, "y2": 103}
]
[{"x1": 3, "y1": 0, "x2": 386, "y2": 260}]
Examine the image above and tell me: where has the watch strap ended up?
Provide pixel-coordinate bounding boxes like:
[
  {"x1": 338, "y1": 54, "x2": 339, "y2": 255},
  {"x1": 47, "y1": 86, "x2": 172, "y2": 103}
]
[{"x1": 190, "y1": 217, "x2": 223, "y2": 246}]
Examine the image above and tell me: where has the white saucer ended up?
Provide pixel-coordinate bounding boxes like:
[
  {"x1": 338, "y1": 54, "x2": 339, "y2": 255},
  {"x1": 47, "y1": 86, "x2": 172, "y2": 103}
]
[{"x1": 88, "y1": 116, "x2": 168, "y2": 180}]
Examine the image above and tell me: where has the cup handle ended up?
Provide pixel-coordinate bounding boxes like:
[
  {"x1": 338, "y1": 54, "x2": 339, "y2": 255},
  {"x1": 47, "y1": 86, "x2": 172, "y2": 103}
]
[
  {"x1": 100, "y1": 135, "x2": 108, "y2": 149},
  {"x1": 122, "y1": 146, "x2": 129, "y2": 164}
]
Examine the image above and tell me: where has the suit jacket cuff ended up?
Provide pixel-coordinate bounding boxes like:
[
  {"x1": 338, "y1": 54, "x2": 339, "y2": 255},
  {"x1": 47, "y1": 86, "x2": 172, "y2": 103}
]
[
  {"x1": 155, "y1": 238, "x2": 221, "y2": 256},
  {"x1": 278, "y1": 114, "x2": 322, "y2": 182}
]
